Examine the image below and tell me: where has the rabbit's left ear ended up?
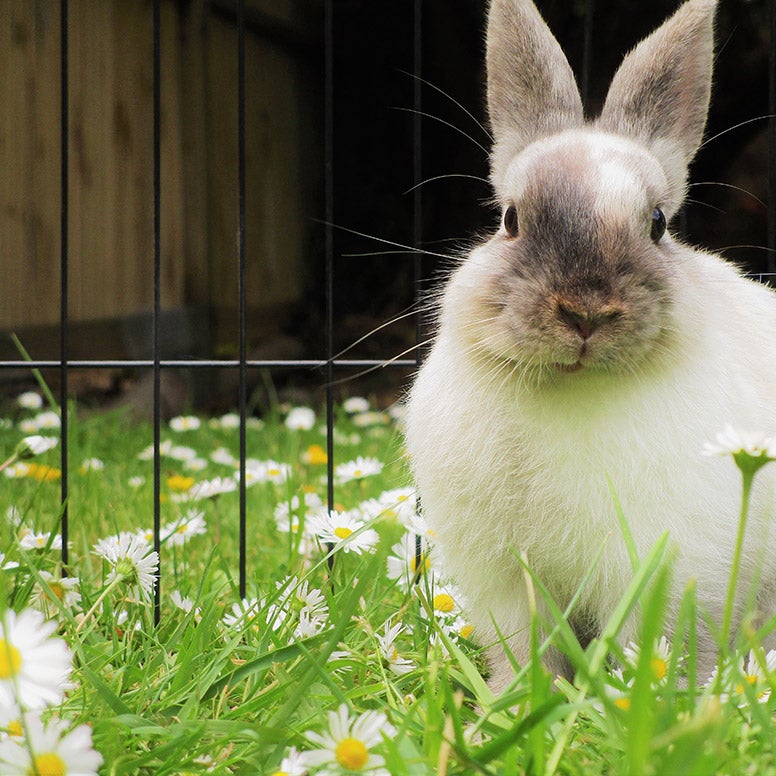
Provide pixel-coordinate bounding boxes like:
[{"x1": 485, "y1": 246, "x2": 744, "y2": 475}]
[{"x1": 597, "y1": 0, "x2": 717, "y2": 215}]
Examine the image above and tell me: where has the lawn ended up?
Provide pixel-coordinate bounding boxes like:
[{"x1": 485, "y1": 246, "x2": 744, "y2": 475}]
[{"x1": 2, "y1": 390, "x2": 776, "y2": 775}]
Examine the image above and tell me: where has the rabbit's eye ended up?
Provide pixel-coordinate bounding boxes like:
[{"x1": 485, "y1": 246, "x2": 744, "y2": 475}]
[
  {"x1": 504, "y1": 204, "x2": 519, "y2": 237},
  {"x1": 651, "y1": 207, "x2": 666, "y2": 242}
]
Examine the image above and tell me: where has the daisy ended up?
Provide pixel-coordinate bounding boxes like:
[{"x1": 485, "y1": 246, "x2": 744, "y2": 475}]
[
  {"x1": 19, "y1": 532, "x2": 62, "y2": 552},
  {"x1": 19, "y1": 411, "x2": 60, "y2": 434},
  {"x1": 709, "y1": 649, "x2": 776, "y2": 706},
  {"x1": 128, "y1": 475, "x2": 145, "y2": 488},
  {"x1": 334, "y1": 457, "x2": 383, "y2": 484},
  {"x1": 702, "y1": 425, "x2": 776, "y2": 473},
  {"x1": 301, "y1": 704, "x2": 394, "y2": 774},
  {"x1": 285, "y1": 406, "x2": 316, "y2": 431},
  {"x1": 241, "y1": 460, "x2": 292, "y2": 486},
  {"x1": 623, "y1": 635, "x2": 676, "y2": 684},
  {"x1": 169, "y1": 445, "x2": 198, "y2": 462},
  {"x1": 93, "y1": 532, "x2": 159, "y2": 599},
  {"x1": 0, "y1": 552, "x2": 19, "y2": 571},
  {"x1": 213, "y1": 412, "x2": 240, "y2": 429},
  {"x1": 172, "y1": 476, "x2": 237, "y2": 502},
  {"x1": 301, "y1": 444, "x2": 328, "y2": 465},
  {"x1": 0, "y1": 713, "x2": 103, "y2": 775},
  {"x1": 15, "y1": 435, "x2": 58, "y2": 458},
  {"x1": 169, "y1": 415, "x2": 201, "y2": 432},
  {"x1": 33, "y1": 571, "x2": 82, "y2": 614},
  {"x1": 352, "y1": 411, "x2": 390, "y2": 428},
  {"x1": 222, "y1": 597, "x2": 285, "y2": 634},
  {"x1": 170, "y1": 590, "x2": 194, "y2": 613},
  {"x1": 3, "y1": 463, "x2": 30, "y2": 479},
  {"x1": 0, "y1": 608, "x2": 73, "y2": 710},
  {"x1": 419, "y1": 582, "x2": 463, "y2": 621},
  {"x1": 342, "y1": 396, "x2": 370, "y2": 414},
  {"x1": 162, "y1": 509, "x2": 207, "y2": 546},
  {"x1": 16, "y1": 392, "x2": 42, "y2": 410},
  {"x1": 275, "y1": 577, "x2": 329, "y2": 638},
  {"x1": 377, "y1": 621, "x2": 414, "y2": 676},
  {"x1": 271, "y1": 746, "x2": 308, "y2": 776},
  {"x1": 306, "y1": 509, "x2": 379, "y2": 555},
  {"x1": 138, "y1": 439, "x2": 172, "y2": 460},
  {"x1": 79, "y1": 457, "x2": 105, "y2": 473},
  {"x1": 386, "y1": 534, "x2": 433, "y2": 590},
  {"x1": 376, "y1": 488, "x2": 417, "y2": 525},
  {"x1": 210, "y1": 447, "x2": 237, "y2": 466}
]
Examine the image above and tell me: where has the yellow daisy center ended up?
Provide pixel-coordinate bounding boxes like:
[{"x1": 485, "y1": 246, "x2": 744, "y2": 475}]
[
  {"x1": 614, "y1": 697, "x2": 631, "y2": 711},
  {"x1": 459, "y1": 624, "x2": 474, "y2": 639},
  {"x1": 0, "y1": 638, "x2": 22, "y2": 679},
  {"x1": 736, "y1": 674, "x2": 759, "y2": 694},
  {"x1": 334, "y1": 526, "x2": 353, "y2": 540},
  {"x1": 31, "y1": 752, "x2": 67, "y2": 776},
  {"x1": 7, "y1": 719, "x2": 23, "y2": 737},
  {"x1": 166, "y1": 475, "x2": 195, "y2": 492},
  {"x1": 336, "y1": 737, "x2": 369, "y2": 770},
  {"x1": 651, "y1": 657, "x2": 667, "y2": 681},
  {"x1": 433, "y1": 593, "x2": 455, "y2": 613},
  {"x1": 49, "y1": 582, "x2": 66, "y2": 602}
]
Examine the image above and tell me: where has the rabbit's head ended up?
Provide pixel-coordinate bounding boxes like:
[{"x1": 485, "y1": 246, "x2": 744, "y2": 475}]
[{"x1": 443, "y1": 0, "x2": 716, "y2": 381}]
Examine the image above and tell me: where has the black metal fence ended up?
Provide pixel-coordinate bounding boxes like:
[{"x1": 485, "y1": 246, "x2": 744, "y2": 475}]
[{"x1": 2, "y1": 0, "x2": 775, "y2": 617}]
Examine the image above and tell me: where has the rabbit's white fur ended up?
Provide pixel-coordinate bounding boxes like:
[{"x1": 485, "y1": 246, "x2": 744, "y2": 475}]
[{"x1": 405, "y1": 0, "x2": 776, "y2": 691}]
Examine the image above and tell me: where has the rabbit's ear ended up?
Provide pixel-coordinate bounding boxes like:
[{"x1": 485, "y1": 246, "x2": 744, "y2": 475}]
[
  {"x1": 487, "y1": 0, "x2": 584, "y2": 190},
  {"x1": 598, "y1": 0, "x2": 716, "y2": 214}
]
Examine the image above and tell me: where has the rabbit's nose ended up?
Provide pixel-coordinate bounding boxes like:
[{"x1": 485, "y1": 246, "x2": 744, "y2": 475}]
[{"x1": 556, "y1": 300, "x2": 622, "y2": 341}]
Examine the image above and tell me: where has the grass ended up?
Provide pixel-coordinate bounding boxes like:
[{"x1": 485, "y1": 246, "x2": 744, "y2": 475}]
[{"x1": 3, "y1": 393, "x2": 776, "y2": 774}]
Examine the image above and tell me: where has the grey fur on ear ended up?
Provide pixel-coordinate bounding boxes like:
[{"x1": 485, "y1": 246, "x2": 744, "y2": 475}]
[
  {"x1": 486, "y1": 0, "x2": 583, "y2": 193},
  {"x1": 597, "y1": 0, "x2": 717, "y2": 216}
]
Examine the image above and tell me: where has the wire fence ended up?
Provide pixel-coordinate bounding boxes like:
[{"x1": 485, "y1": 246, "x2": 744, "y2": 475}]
[{"x1": 2, "y1": 0, "x2": 775, "y2": 618}]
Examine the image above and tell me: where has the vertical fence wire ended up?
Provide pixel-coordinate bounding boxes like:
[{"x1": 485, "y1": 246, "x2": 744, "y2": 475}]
[
  {"x1": 412, "y1": 0, "x2": 423, "y2": 577},
  {"x1": 325, "y1": 0, "x2": 336, "y2": 529},
  {"x1": 769, "y1": 0, "x2": 776, "y2": 274},
  {"x1": 59, "y1": 0, "x2": 69, "y2": 568},
  {"x1": 152, "y1": 0, "x2": 162, "y2": 624},
  {"x1": 237, "y1": 0, "x2": 248, "y2": 601}
]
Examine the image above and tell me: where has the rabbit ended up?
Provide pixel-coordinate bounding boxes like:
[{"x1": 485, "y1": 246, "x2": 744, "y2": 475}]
[{"x1": 404, "y1": 0, "x2": 776, "y2": 693}]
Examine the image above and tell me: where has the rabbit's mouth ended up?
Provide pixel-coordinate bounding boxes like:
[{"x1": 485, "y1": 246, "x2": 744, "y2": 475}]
[{"x1": 556, "y1": 361, "x2": 584, "y2": 373}]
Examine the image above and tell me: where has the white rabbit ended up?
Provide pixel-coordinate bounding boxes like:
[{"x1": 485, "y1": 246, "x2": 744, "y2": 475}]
[{"x1": 405, "y1": 0, "x2": 776, "y2": 692}]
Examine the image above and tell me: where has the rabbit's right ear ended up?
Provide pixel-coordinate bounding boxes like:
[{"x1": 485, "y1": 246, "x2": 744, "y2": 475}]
[{"x1": 487, "y1": 0, "x2": 584, "y2": 193}]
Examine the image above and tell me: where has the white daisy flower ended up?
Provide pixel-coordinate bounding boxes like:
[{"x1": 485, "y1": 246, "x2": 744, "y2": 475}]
[
  {"x1": 93, "y1": 531, "x2": 159, "y2": 599},
  {"x1": 710, "y1": 649, "x2": 776, "y2": 706},
  {"x1": 342, "y1": 396, "x2": 370, "y2": 414},
  {"x1": 6, "y1": 506, "x2": 23, "y2": 526},
  {"x1": 334, "y1": 456, "x2": 384, "y2": 484},
  {"x1": 271, "y1": 746, "x2": 308, "y2": 776},
  {"x1": 300, "y1": 704, "x2": 394, "y2": 774},
  {"x1": 128, "y1": 475, "x2": 146, "y2": 488},
  {"x1": 19, "y1": 532, "x2": 62, "y2": 552},
  {"x1": 0, "y1": 552, "x2": 20, "y2": 571},
  {"x1": 307, "y1": 509, "x2": 379, "y2": 555},
  {"x1": 285, "y1": 406, "x2": 316, "y2": 431},
  {"x1": 79, "y1": 457, "x2": 105, "y2": 473},
  {"x1": 19, "y1": 411, "x2": 60, "y2": 434},
  {"x1": 33, "y1": 571, "x2": 82, "y2": 614},
  {"x1": 275, "y1": 577, "x2": 329, "y2": 638},
  {"x1": 376, "y1": 488, "x2": 417, "y2": 525},
  {"x1": 210, "y1": 447, "x2": 237, "y2": 466},
  {"x1": 162, "y1": 509, "x2": 207, "y2": 546},
  {"x1": 377, "y1": 621, "x2": 414, "y2": 676},
  {"x1": 702, "y1": 425, "x2": 776, "y2": 463},
  {"x1": 421, "y1": 582, "x2": 463, "y2": 621},
  {"x1": 214, "y1": 412, "x2": 241, "y2": 429},
  {"x1": 352, "y1": 411, "x2": 391, "y2": 428},
  {"x1": 623, "y1": 635, "x2": 676, "y2": 684},
  {"x1": 386, "y1": 534, "x2": 433, "y2": 590},
  {"x1": 240, "y1": 460, "x2": 292, "y2": 486},
  {"x1": 172, "y1": 476, "x2": 237, "y2": 502},
  {"x1": 3, "y1": 463, "x2": 30, "y2": 479},
  {"x1": 0, "y1": 608, "x2": 73, "y2": 710},
  {"x1": 169, "y1": 415, "x2": 201, "y2": 432},
  {"x1": 0, "y1": 713, "x2": 103, "y2": 774},
  {"x1": 15, "y1": 435, "x2": 58, "y2": 458},
  {"x1": 168, "y1": 445, "x2": 198, "y2": 462},
  {"x1": 137, "y1": 439, "x2": 172, "y2": 460},
  {"x1": 16, "y1": 392, "x2": 43, "y2": 410}
]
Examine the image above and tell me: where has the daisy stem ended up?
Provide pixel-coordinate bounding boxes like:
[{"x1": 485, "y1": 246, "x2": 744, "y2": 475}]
[
  {"x1": 0, "y1": 451, "x2": 19, "y2": 475},
  {"x1": 76, "y1": 573, "x2": 125, "y2": 634},
  {"x1": 718, "y1": 468, "x2": 755, "y2": 683}
]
